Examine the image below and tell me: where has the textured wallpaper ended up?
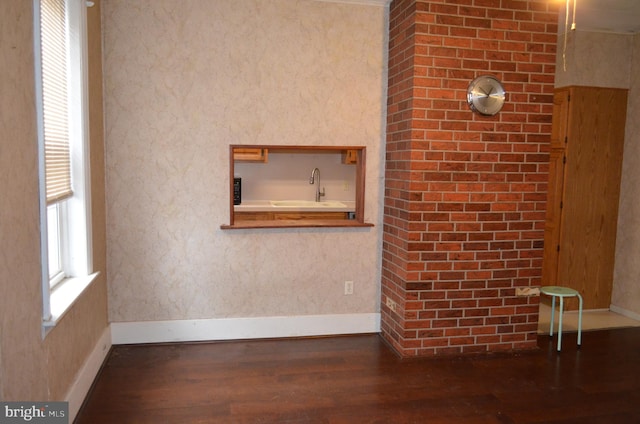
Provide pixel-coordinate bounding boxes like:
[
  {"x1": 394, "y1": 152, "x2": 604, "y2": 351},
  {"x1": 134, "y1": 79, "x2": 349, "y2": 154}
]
[
  {"x1": 0, "y1": 1, "x2": 48, "y2": 399},
  {"x1": 0, "y1": 0, "x2": 109, "y2": 401},
  {"x1": 613, "y1": 33, "x2": 640, "y2": 316},
  {"x1": 103, "y1": 0, "x2": 387, "y2": 321},
  {"x1": 555, "y1": 30, "x2": 633, "y2": 89}
]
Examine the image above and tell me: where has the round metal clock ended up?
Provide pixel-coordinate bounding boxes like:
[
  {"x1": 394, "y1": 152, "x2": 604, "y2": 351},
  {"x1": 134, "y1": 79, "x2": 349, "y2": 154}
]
[{"x1": 467, "y1": 75, "x2": 506, "y2": 116}]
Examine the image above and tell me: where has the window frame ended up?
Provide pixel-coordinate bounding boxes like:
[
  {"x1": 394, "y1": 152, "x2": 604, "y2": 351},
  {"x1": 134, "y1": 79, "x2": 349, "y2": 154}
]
[
  {"x1": 34, "y1": 0, "x2": 96, "y2": 336},
  {"x1": 47, "y1": 202, "x2": 65, "y2": 288}
]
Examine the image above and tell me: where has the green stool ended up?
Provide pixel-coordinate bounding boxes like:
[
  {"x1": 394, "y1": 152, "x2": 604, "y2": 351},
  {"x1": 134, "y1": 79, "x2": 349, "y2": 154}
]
[{"x1": 540, "y1": 286, "x2": 583, "y2": 352}]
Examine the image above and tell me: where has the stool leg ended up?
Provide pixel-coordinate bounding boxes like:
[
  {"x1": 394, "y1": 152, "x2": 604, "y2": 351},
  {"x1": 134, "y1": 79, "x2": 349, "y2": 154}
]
[
  {"x1": 577, "y1": 293, "x2": 583, "y2": 348},
  {"x1": 549, "y1": 295, "x2": 556, "y2": 337},
  {"x1": 557, "y1": 296, "x2": 564, "y2": 352}
]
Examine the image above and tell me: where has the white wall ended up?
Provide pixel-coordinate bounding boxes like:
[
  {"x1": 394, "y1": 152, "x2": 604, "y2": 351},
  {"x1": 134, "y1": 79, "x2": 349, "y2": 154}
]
[{"x1": 103, "y1": 0, "x2": 387, "y2": 328}]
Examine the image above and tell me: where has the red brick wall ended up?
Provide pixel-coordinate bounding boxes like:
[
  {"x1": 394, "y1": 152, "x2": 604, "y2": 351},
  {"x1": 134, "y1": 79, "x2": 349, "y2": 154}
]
[{"x1": 382, "y1": 0, "x2": 558, "y2": 356}]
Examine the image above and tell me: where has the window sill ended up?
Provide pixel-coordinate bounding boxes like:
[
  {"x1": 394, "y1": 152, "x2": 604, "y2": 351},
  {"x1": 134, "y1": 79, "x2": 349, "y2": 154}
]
[
  {"x1": 221, "y1": 220, "x2": 374, "y2": 229},
  {"x1": 43, "y1": 272, "x2": 100, "y2": 334}
]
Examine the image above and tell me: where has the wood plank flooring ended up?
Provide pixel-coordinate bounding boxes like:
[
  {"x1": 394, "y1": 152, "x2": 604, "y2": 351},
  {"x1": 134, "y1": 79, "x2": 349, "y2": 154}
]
[{"x1": 76, "y1": 328, "x2": 640, "y2": 423}]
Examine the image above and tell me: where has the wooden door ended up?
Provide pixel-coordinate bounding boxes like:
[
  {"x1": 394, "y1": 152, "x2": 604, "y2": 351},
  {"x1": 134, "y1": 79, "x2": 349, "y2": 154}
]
[
  {"x1": 542, "y1": 148, "x2": 566, "y2": 287},
  {"x1": 550, "y1": 89, "x2": 570, "y2": 149},
  {"x1": 555, "y1": 87, "x2": 627, "y2": 309},
  {"x1": 542, "y1": 90, "x2": 571, "y2": 286}
]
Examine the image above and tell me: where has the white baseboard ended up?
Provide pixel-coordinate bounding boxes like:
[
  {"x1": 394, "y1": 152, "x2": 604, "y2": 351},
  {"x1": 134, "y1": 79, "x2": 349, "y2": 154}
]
[
  {"x1": 111, "y1": 313, "x2": 381, "y2": 345},
  {"x1": 610, "y1": 304, "x2": 640, "y2": 322},
  {"x1": 65, "y1": 326, "x2": 112, "y2": 423}
]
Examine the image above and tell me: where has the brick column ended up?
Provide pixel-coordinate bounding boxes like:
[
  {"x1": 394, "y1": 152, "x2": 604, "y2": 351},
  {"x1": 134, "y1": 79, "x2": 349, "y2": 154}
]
[{"x1": 382, "y1": 0, "x2": 558, "y2": 356}]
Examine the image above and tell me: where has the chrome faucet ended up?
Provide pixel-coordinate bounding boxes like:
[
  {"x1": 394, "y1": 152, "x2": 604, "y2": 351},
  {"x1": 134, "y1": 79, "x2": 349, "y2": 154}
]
[{"x1": 309, "y1": 167, "x2": 325, "y2": 202}]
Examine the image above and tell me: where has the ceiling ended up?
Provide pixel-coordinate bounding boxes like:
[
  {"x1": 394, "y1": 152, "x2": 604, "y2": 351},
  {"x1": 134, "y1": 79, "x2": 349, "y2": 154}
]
[{"x1": 571, "y1": 0, "x2": 640, "y2": 34}]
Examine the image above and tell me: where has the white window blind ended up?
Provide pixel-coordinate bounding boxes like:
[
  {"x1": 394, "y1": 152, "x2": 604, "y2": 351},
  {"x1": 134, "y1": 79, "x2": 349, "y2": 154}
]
[{"x1": 40, "y1": 0, "x2": 73, "y2": 204}]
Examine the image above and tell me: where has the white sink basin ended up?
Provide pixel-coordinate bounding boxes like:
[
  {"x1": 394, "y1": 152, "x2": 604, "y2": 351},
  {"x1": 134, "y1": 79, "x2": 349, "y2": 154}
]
[{"x1": 270, "y1": 200, "x2": 346, "y2": 208}]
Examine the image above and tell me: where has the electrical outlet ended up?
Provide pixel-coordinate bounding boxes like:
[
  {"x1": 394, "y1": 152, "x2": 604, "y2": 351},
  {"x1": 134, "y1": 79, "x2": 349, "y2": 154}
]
[
  {"x1": 344, "y1": 280, "x2": 354, "y2": 295},
  {"x1": 386, "y1": 297, "x2": 397, "y2": 312},
  {"x1": 516, "y1": 287, "x2": 540, "y2": 297},
  {"x1": 343, "y1": 181, "x2": 349, "y2": 191}
]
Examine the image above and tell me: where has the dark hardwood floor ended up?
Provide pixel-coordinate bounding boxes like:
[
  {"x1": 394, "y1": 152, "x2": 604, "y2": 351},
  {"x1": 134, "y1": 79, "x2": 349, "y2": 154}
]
[{"x1": 76, "y1": 328, "x2": 640, "y2": 423}]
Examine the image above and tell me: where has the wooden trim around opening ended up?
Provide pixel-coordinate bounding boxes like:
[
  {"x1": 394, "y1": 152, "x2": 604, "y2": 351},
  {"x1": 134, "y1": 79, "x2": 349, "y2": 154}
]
[{"x1": 222, "y1": 145, "x2": 372, "y2": 230}]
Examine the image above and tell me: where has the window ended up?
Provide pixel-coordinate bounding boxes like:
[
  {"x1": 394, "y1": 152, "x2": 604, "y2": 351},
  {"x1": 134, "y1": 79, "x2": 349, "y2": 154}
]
[
  {"x1": 47, "y1": 202, "x2": 64, "y2": 286},
  {"x1": 34, "y1": 0, "x2": 95, "y2": 334}
]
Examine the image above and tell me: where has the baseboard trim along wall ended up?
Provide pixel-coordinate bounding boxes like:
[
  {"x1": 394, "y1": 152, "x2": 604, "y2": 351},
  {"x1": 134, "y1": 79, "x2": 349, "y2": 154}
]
[
  {"x1": 110, "y1": 313, "x2": 381, "y2": 345},
  {"x1": 66, "y1": 326, "x2": 112, "y2": 423},
  {"x1": 610, "y1": 304, "x2": 640, "y2": 322}
]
